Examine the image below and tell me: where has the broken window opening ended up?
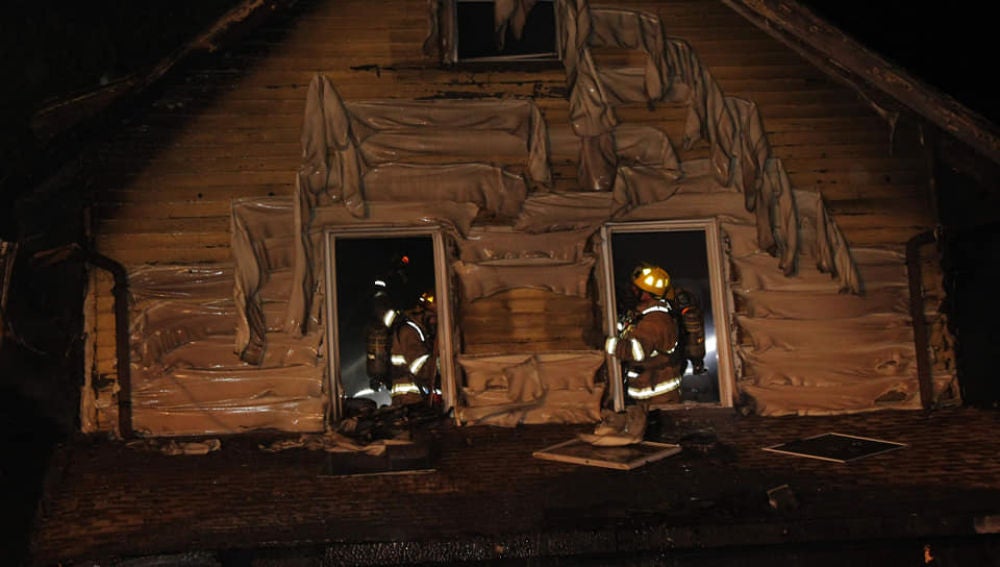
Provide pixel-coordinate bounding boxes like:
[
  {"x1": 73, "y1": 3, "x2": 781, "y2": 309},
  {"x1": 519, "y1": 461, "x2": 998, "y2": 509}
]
[
  {"x1": 323, "y1": 228, "x2": 456, "y2": 423},
  {"x1": 453, "y1": 0, "x2": 558, "y2": 63},
  {"x1": 599, "y1": 220, "x2": 735, "y2": 411}
]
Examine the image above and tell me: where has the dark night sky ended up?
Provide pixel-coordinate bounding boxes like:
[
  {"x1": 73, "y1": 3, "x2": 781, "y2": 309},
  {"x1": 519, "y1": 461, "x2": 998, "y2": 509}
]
[{"x1": 798, "y1": 1, "x2": 995, "y2": 124}]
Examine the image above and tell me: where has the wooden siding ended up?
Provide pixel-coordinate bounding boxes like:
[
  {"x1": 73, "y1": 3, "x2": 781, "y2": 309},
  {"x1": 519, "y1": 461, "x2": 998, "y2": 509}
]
[
  {"x1": 459, "y1": 288, "x2": 597, "y2": 355},
  {"x1": 85, "y1": 0, "x2": 939, "y2": 428}
]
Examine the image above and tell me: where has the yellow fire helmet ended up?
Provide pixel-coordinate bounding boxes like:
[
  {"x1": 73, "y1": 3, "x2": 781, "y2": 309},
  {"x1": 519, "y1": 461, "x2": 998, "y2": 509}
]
[
  {"x1": 418, "y1": 290, "x2": 436, "y2": 307},
  {"x1": 631, "y1": 264, "x2": 671, "y2": 298}
]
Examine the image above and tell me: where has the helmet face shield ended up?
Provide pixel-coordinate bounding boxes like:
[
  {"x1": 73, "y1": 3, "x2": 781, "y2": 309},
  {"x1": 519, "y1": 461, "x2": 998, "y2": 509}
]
[{"x1": 631, "y1": 264, "x2": 671, "y2": 297}]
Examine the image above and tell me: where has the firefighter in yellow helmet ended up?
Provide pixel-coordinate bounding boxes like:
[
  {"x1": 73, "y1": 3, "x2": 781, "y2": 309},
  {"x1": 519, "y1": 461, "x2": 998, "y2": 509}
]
[
  {"x1": 605, "y1": 264, "x2": 685, "y2": 403},
  {"x1": 388, "y1": 290, "x2": 440, "y2": 406}
]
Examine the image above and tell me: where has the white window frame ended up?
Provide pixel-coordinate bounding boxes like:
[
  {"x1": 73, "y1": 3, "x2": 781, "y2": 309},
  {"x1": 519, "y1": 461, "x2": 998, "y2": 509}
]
[
  {"x1": 598, "y1": 219, "x2": 735, "y2": 411},
  {"x1": 323, "y1": 226, "x2": 457, "y2": 422}
]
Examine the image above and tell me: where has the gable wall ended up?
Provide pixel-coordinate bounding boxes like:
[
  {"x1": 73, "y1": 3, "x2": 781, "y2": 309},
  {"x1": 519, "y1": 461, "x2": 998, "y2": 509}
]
[{"x1": 83, "y1": 0, "x2": 940, "y2": 434}]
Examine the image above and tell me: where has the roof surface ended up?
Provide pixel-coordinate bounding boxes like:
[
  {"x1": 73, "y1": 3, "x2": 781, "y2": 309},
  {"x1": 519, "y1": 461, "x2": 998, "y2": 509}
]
[{"x1": 28, "y1": 406, "x2": 1000, "y2": 565}]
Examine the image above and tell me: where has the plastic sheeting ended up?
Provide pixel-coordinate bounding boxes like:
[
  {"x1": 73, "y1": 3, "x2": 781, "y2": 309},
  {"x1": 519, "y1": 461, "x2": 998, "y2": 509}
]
[
  {"x1": 457, "y1": 350, "x2": 605, "y2": 425},
  {"x1": 347, "y1": 99, "x2": 551, "y2": 185},
  {"x1": 514, "y1": 192, "x2": 623, "y2": 233},
  {"x1": 739, "y1": 379, "x2": 920, "y2": 416},
  {"x1": 232, "y1": 197, "x2": 298, "y2": 364},
  {"x1": 298, "y1": 75, "x2": 550, "y2": 217},
  {"x1": 454, "y1": 256, "x2": 596, "y2": 300},
  {"x1": 131, "y1": 397, "x2": 326, "y2": 438},
  {"x1": 494, "y1": 0, "x2": 539, "y2": 50},
  {"x1": 362, "y1": 163, "x2": 527, "y2": 218},
  {"x1": 547, "y1": 123, "x2": 682, "y2": 177},
  {"x1": 737, "y1": 314, "x2": 915, "y2": 353},
  {"x1": 457, "y1": 225, "x2": 593, "y2": 263},
  {"x1": 732, "y1": 250, "x2": 903, "y2": 295},
  {"x1": 557, "y1": 0, "x2": 619, "y2": 191},
  {"x1": 127, "y1": 265, "x2": 325, "y2": 437},
  {"x1": 728, "y1": 241, "x2": 940, "y2": 415},
  {"x1": 793, "y1": 189, "x2": 863, "y2": 293},
  {"x1": 740, "y1": 344, "x2": 917, "y2": 388},
  {"x1": 735, "y1": 288, "x2": 909, "y2": 320},
  {"x1": 559, "y1": 1, "x2": 860, "y2": 293},
  {"x1": 588, "y1": 8, "x2": 667, "y2": 101}
]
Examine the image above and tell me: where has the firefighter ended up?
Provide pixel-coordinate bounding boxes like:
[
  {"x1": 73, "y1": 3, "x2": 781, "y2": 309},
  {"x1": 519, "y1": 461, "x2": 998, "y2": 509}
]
[
  {"x1": 388, "y1": 290, "x2": 440, "y2": 406},
  {"x1": 605, "y1": 263, "x2": 686, "y2": 403},
  {"x1": 364, "y1": 281, "x2": 394, "y2": 392},
  {"x1": 670, "y1": 285, "x2": 707, "y2": 376}
]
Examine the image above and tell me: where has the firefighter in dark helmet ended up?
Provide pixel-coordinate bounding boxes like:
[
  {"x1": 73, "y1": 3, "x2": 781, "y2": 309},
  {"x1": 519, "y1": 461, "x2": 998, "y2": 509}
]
[
  {"x1": 671, "y1": 284, "x2": 707, "y2": 376},
  {"x1": 364, "y1": 281, "x2": 394, "y2": 392},
  {"x1": 606, "y1": 263, "x2": 705, "y2": 404}
]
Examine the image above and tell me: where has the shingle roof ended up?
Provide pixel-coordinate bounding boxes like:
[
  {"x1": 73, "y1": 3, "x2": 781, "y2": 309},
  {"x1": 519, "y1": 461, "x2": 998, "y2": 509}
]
[{"x1": 29, "y1": 407, "x2": 1000, "y2": 564}]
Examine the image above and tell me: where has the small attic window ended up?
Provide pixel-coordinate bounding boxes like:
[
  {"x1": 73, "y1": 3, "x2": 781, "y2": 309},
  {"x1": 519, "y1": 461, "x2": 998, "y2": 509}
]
[{"x1": 453, "y1": 0, "x2": 558, "y2": 62}]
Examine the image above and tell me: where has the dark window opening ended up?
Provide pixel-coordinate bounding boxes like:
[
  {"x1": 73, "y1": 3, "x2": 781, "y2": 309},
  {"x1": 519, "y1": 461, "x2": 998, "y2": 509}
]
[
  {"x1": 611, "y1": 230, "x2": 721, "y2": 405},
  {"x1": 456, "y1": 0, "x2": 557, "y2": 61},
  {"x1": 334, "y1": 236, "x2": 436, "y2": 407}
]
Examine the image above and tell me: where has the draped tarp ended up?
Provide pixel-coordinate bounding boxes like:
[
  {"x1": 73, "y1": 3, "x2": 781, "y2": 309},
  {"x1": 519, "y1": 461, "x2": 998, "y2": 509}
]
[
  {"x1": 131, "y1": 366, "x2": 325, "y2": 437},
  {"x1": 494, "y1": 0, "x2": 539, "y2": 50},
  {"x1": 457, "y1": 225, "x2": 593, "y2": 263},
  {"x1": 514, "y1": 191, "x2": 625, "y2": 233},
  {"x1": 613, "y1": 124, "x2": 682, "y2": 173},
  {"x1": 556, "y1": 0, "x2": 619, "y2": 191},
  {"x1": 740, "y1": 344, "x2": 917, "y2": 388},
  {"x1": 734, "y1": 288, "x2": 909, "y2": 320},
  {"x1": 300, "y1": 76, "x2": 552, "y2": 201},
  {"x1": 794, "y1": 190, "x2": 863, "y2": 293},
  {"x1": 734, "y1": 251, "x2": 902, "y2": 301},
  {"x1": 736, "y1": 313, "x2": 915, "y2": 353},
  {"x1": 739, "y1": 378, "x2": 921, "y2": 416},
  {"x1": 345, "y1": 99, "x2": 552, "y2": 188},
  {"x1": 740, "y1": 336, "x2": 957, "y2": 416},
  {"x1": 724, "y1": 218, "x2": 932, "y2": 415},
  {"x1": 361, "y1": 163, "x2": 527, "y2": 218},
  {"x1": 453, "y1": 256, "x2": 596, "y2": 300},
  {"x1": 588, "y1": 7, "x2": 667, "y2": 101},
  {"x1": 554, "y1": 2, "x2": 859, "y2": 293},
  {"x1": 457, "y1": 350, "x2": 605, "y2": 425},
  {"x1": 127, "y1": 265, "x2": 324, "y2": 437},
  {"x1": 232, "y1": 197, "x2": 299, "y2": 364}
]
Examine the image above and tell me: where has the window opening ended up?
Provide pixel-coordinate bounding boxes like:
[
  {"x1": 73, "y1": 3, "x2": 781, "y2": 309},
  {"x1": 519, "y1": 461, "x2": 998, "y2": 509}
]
[
  {"x1": 600, "y1": 220, "x2": 734, "y2": 410},
  {"x1": 455, "y1": 0, "x2": 557, "y2": 62},
  {"x1": 324, "y1": 228, "x2": 455, "y2": 422}
]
